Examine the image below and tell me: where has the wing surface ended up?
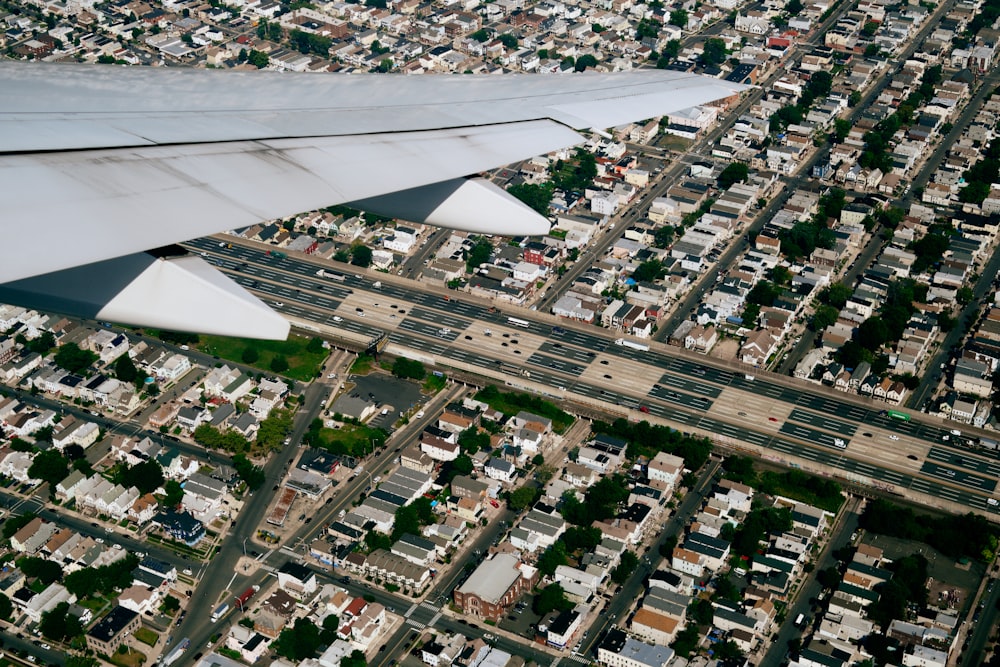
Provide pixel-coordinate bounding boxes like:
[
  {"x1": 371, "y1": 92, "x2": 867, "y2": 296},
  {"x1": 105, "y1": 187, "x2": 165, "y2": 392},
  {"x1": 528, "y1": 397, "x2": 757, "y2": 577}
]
[{"x1": 0, "y1": 64, "x2": 746, "y2": 337}]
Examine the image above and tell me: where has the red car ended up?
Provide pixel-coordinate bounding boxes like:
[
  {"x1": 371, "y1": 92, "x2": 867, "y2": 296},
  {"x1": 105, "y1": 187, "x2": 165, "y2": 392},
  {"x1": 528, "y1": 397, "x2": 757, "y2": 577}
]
[
  {"x1": 490, "y1": 500, "x2": 500, "y2": 508},
  {"x1": 639, "y1": 406, "x2": 650, "y2": 413},
  {"x1": 768, "y1": 417, "x2": 779, "y2": 422}
]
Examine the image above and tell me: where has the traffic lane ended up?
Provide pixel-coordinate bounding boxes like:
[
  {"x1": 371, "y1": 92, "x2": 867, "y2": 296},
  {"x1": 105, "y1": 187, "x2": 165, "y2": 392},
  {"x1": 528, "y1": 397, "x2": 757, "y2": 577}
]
[
  {"x1": 787, "y1": 408, "x2": 858, "y2": 438},
  {"x1": 655, "y1": 372, "x2": 723, "y2": 397},
  {"x1": 526, "y1": 352, "x2": 586, "y2": 376},
  {"x1": 538, "y1": 341, "x2": 598, "y2": 364},
  {"x1": 927, "y1": 446, "x2": 1000, "y2": 477},
  {"x1": 647, "y1": 385, "x2": 713, "y2": 411},
  {"x1": 920, "y1": 462, "x2": 997, "y2": 492},
  {"x1": 779, "y1": 423, "x2": 848, "y2": 451},
  {"x1": 406, "y1": 306, "x2": 472, "y2": 331}
]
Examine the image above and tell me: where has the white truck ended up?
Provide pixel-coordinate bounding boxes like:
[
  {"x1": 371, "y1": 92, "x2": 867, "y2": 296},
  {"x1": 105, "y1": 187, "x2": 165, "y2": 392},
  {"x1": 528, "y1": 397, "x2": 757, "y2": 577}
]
[{"x1": 614, "y1": 338, "x2": 650, "y2": 352}]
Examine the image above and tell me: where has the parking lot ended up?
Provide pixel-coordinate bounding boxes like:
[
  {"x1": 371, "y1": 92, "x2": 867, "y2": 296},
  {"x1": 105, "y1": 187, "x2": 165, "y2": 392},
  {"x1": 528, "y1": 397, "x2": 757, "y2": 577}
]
[{"x1": 343, "y1": 372, "x2": 426, "y2": 429}]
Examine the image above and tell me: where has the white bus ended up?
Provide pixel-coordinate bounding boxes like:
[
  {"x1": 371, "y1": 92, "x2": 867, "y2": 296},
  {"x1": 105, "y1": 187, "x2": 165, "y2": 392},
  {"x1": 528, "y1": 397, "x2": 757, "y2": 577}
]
[{"x1": 507, "y1": 317, "x2": 530, "y2": 328}]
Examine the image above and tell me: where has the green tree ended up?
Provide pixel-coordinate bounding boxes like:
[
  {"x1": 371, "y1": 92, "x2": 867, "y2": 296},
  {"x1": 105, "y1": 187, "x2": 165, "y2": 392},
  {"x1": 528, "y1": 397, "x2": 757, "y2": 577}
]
[
  {"x1": 470, "y1": 28, "x2": 490, "y2": 42},
  {"x1": 341, "y1": 650, "x2": 367, "y2": 667},
  {"x1": 162, "y1": 479, "x2": 184, "y2": 508},
  {"x1": 350, "y1": 245, "x2": 373, "y2": 267},
  {"x1": 28, "y1": 449, "x2": 69, "y2": 489},
  {"x1": 242, "y1": 346, "x2": 260, "y2": 364},
  {"x1": 0, "y1": 592, "x2": 11, "y2": 621},
  {"x1": 498, "y1": 33, "x2": 517, "y2": 48},
  {"x1": 25, "y1": 331, "x2": 56, "y2": 355},
  {"x1": 465, "y1": 236, "x2": 494, "y2": 272},
  {"x1": 257, "y1": 409, "x2": 294, "y2": 451},
  {"x1": 247, "y1": 49, "x2": 269, "y2": 68},
  {"x1": 270, "y1": 355, "x2": 289, "y2": 373},
  {"x1": 233, "y1": 454, "x2": 266, "y2": 490},
  {"x1": 701, "y1": 38, "x2": 727, "y2": 66},
  {"x1": 811, "y1": 304, "x2": 839, "y2": 331},
  {"x1": 307, "y1": 336, "x2": 325, "y2": 354},
  {"x1": 611, "y1": 550, "x2": 639, "y2": 584},
  {"x1": 507, "y1": 485, "x2": 539, "y2": 512},
  {"x1": 508, "y1": 182, "x2": 554, "y2": 215},
  {"x1": 669, "y1": 9, "x2": 688, "y2": 27},
  {"x1": 17, "y1": 556, "x2": 63, "y2": 584},
  {"x1": 534, "y1": 583, "x2": 574, "y2": 614},
  {"x1": 574, "y1": 54, "x2": 598, "y2": 71},
  {"x1": 717, "y1": 162, "x2": 749, "y2": 190},
  {"x1": 633, "y1": 259, "x2": 665, "y2": 283},
  {"x1": 114, "y1": 354, "x2": 138, "y2": 383},
  {"x1": 120, "y1": 459, "x2": 165, "y2": 495},
  {"x1": 537, "y1": 542, "x2": 568, "y2": 576},
  {"x1": 274, "y1": 618, "x2": 322, "y2": 660},
  {"x1": 391, "y1": 357, "x2": 426, "y2": 380},
  {"x1": 54, "y1": 343, "x2": 98, "y2": 374}
]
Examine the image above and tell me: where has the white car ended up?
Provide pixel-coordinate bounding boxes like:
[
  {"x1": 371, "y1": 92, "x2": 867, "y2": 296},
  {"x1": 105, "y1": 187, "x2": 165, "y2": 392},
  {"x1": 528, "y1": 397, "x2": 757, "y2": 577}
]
[
  {"x1": 888, "y1": 434, "x2": 899, "y2": 441},
  {"x1": 416, "y1": 410, "x2": 425, "y2": 418}
]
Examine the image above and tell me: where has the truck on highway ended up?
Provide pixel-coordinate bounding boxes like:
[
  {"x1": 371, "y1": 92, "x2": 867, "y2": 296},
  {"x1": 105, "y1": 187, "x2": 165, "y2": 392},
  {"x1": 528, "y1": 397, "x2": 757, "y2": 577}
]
[
  {"x1": 211, "y1": 603, "x2": 230, "y2": 623},
  {"x1": 266, "y1": 250, "x2": 287, "y2": 260},
  {"x1": 234, "y1": 585, "x2": 260, "y2": 610},
  {"x1": 833, "y1": 438, "x2": 846, "y2": 448},
  {"x1": 615, "y1": 338, "x2": 650, "y2": 352},
  {"x1": 887, "y1": 410, "x2": 910, "y2": 421},
  {"x1": 161, "y1": 638, "x2": 190, "y2": 666}
]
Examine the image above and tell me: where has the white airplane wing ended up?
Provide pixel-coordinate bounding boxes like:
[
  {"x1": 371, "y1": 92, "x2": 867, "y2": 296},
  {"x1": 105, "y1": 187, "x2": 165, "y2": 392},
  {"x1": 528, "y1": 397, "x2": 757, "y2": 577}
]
[{"x1": 0, "y1": 63, "x2": 745, "y2": 338}]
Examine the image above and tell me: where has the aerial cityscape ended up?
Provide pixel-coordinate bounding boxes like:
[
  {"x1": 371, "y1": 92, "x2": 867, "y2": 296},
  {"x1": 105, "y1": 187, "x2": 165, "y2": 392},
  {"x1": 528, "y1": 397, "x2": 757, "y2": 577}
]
[{"x1": 1, "y1": 0, "x2": 1000, "y2": 665}]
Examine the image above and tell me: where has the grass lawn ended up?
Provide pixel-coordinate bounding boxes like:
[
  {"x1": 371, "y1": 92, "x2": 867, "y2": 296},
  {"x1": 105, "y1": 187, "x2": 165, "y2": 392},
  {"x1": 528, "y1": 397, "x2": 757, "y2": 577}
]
[
  {"x1": 110, "y1": 647, "x2": 146, "y2": 667},
  {"x1": 134, "y1": 628, "x2": 159, "y2": 647},
  {"x1": 314, "y1": 423, "x2": 383, "y2": 457},
  {"x1": 197, "y1": 333, "x2": 328, "y2": 382}
]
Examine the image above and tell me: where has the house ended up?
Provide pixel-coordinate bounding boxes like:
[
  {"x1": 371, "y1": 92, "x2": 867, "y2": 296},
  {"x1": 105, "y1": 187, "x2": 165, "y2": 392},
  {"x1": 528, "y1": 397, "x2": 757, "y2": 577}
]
[
  {"x1": 484, "y1": 457, "x2": 516, "y2": 483},
  {"x1": 277, "y1": 561, "x2": 318, "y2": 599},
  {"x1": 453, "y1": 553, "x2": 538, "y2": 621},
  {"x1": 86, "y1": 606, "x2": 140, "y2": 655}
]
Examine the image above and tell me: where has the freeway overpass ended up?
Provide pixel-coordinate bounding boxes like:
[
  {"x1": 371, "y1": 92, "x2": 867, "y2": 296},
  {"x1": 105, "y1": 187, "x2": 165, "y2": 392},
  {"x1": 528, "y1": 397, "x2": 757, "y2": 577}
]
[{"x1": 184, "y1": 236, "x2": 1000, "y2": 519}]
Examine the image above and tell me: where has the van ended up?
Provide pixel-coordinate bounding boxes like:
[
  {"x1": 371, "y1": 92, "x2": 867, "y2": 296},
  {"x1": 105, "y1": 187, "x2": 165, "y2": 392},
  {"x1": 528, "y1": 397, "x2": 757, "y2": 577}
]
[
  {"x1": 988, "y1": 498, "x2": 998, "y2": 507},
  {"x1": 794, "y1": 613, "x2": 806, "y2": 628}
]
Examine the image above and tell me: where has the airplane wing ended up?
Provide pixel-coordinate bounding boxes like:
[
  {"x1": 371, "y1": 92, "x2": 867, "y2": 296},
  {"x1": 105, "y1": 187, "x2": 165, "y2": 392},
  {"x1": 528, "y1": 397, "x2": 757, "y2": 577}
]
[{"x1": 0, "y1": 63, "x2": 746, "y2": 338}]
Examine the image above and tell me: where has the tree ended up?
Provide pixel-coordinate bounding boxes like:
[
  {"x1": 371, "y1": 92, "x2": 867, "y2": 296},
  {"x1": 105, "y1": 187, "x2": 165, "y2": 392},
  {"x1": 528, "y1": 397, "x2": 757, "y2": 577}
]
[
  {"x1": 307, "y1": 336, "x2": 325, "y2": 354},
  {"x1": 54, "y1": 343, "x2": 98, "y2": 374},
  {"x1": 247, "y1": 49, "x2": 269, "y2": 68},
  {"x1": 470, "y1": 28, "x2": 490, "y2": 42},
  {"x1": 270, "y1": 355, "x2": 289, "y2": 373},
  {"x1": 574, "y1": 54, "x2": 598, "y2": 71},
  {"x1": 242, "y1": 347, "x2": 259, "y2": 364},
  {"x1": 537, "y1": 542, "x2": 568, "y2": 576},
  {"x1": 669, "y1": 9, "x2": 688, "y2": 27},
  {"x1": 114, "y1": 354, "x2": 138, "y2": 383},
  {"x1": 534, "y1": 583, "x2": 574, "y2": 614},
  {"x1": 341, "y1": 650, "x2": 367, "y2": 667},
  {"x1": 17, "y1": 556, "x2": 63, "y2": 584},
  {"x1": 611, "y1": 551, "x2": 639, "y2": 584},
  {"x1": 162, "y1": 479, "x2": 184, "y2": 508},
  {"x1": 786, "y1": 0, "x2": 803, "y2": 12},
  {"x1": 508, "y1": 183, "x2": 554, "y2": 215},
  {"x1": 465, "y1": 236, "x2": 493, "y2": 272},
  {"x1": 811, "y1": 304, "x2": 839, "y2": 331},
  {"x1": 25, "y1": 331, "x2": 56, "y2": 355},
  {"x1": 498, "y1": 33, "x2": 518, "y2": 48},
  {"x1": 391, "y1": 357, "x2": 426, "y2": 380},
  {"x1": 320, "y1": 613, "x2": 340, "y2": 644},
  {"x1": 350, "y1": 245, "x2": 373, "y2": 267},
  {"x1": 28, "y1": 449, "x2": 69, "y2": 489},
  {"x1": 120, "y1": 459, "x2": 165, "y2": 495},
  {"x1": 633, "y1": 259, "x2": 665, "y2": 283},
  {"x1": 0, "y1": 593, "x2": 12, "y2": 621},
  {"x1": 274, "y1": 618, "x2": 322, "y2": 660},
  {"x1": 717, "y1": 162, "x2": 749, "y2": 190},
  {"x1": 701, "y1": 38, "x2": 727, "y2": 66},
  {"x1": 507, "y1": 485, "x2": 539, "y2": 512},
  {"x1": 233, "y1": 454, "x2": 266, "y2": 490},
  {"x1": 40, "y1": 602, "x2": 82, "y2": 642}
]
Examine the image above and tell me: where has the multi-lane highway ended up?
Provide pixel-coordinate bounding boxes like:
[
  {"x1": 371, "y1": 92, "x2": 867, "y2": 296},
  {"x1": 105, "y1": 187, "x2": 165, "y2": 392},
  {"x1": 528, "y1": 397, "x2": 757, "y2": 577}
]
[{"x1": 183, "y1": 237, "x2": 1000, "y2": 520}]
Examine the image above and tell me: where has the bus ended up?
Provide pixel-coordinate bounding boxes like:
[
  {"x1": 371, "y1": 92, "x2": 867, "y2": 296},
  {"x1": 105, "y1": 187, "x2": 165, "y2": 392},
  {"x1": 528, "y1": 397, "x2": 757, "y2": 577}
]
[
  {"x1": 507, "y1": 317, "x2": 530, "y2": 328},
  {"x1": 887, "y1": 410, "x2": 910, "y2": 421}
]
